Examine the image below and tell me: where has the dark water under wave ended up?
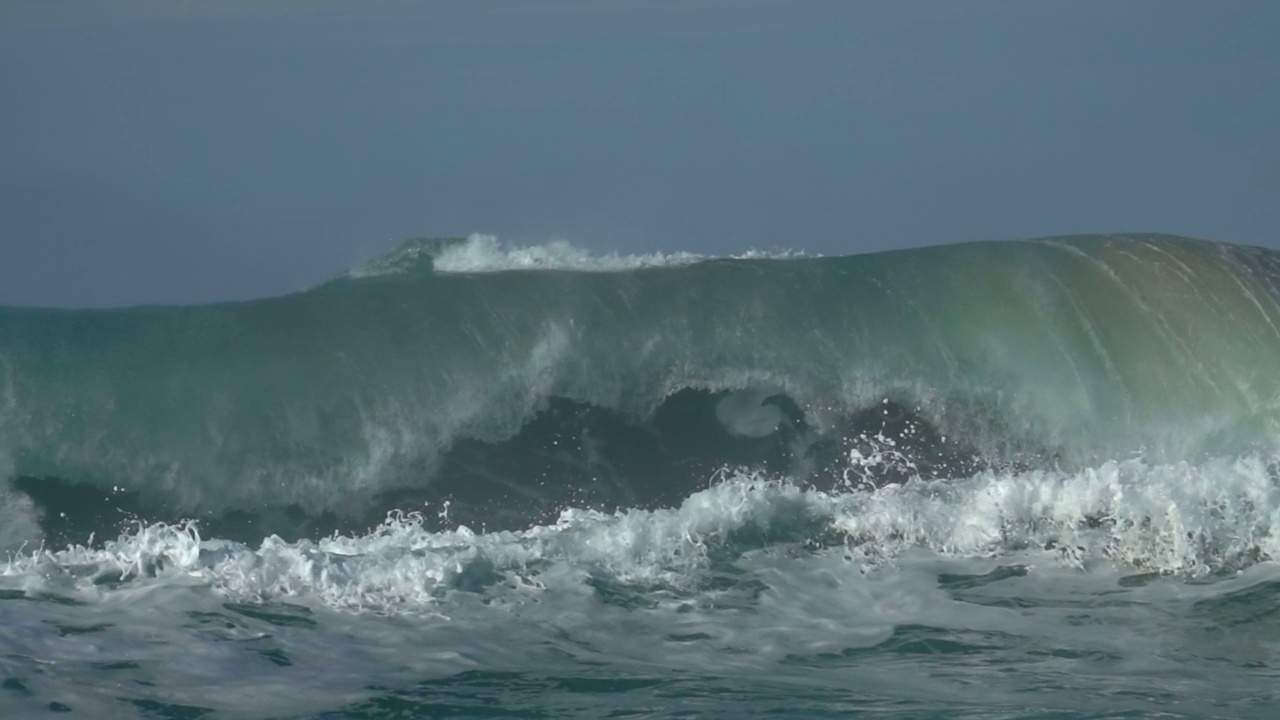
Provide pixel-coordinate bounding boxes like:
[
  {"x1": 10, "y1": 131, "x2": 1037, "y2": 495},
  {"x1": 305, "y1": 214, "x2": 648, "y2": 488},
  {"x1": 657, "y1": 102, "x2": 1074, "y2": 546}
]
[{"x1": 3, "y1": 233, "x2": 1280, "y2": 718}]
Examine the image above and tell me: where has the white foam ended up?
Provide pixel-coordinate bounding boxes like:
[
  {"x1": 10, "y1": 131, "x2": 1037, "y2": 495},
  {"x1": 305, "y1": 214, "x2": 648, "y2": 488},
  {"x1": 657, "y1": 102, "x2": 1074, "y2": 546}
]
[
  {"x1": 4, "y1": 455, "x2": 1279, "y2": 613},
  {"x1": 6, "y1": 458, "x2": 1280, "y2": 718},
  {"x1": 833, "y1": 454, "x2": 1280, "y2": 574},
  {"x1": 347, "y1": 233, "x2": 811, "y2": 277},
  {"x1": 433, "y1": 234, "x2": 709, "y2": 273}
]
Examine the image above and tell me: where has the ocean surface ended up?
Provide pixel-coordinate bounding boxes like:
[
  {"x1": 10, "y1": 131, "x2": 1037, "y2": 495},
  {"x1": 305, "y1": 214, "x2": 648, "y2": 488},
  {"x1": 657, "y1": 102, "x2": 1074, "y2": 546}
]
[{"x1": 4, "y1": 233, "x2": 1280, "y2": 718}]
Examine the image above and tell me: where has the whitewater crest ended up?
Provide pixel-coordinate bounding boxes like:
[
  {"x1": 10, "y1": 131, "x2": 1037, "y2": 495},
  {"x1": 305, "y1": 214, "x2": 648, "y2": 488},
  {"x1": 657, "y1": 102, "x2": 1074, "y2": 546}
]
[
  {"x1": 348, "y1": 234, "x2": 689, "y2": 277},
  {"x1": 6, "y1": 455, "x2": 1280, "y2": 614},
  {"x1": 344, "y1": 233, "x2": 811, "y2": 277},
  {"x1": 2, "y1": 233, "x2": 1280, "y2": 547}
]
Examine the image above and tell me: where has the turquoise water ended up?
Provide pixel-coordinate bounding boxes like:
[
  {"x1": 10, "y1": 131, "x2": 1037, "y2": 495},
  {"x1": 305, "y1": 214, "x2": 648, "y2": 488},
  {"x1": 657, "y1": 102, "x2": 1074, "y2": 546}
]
[{"x1": 3, "y1": 234, "x2": 1280, "y2": 718}]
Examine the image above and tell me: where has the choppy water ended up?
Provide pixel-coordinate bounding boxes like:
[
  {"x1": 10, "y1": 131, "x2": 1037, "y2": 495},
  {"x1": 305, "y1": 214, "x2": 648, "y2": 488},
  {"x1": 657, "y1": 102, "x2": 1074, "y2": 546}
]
[{"x1": 4, "y1": 234, "x2": 1280, "y2": 718}]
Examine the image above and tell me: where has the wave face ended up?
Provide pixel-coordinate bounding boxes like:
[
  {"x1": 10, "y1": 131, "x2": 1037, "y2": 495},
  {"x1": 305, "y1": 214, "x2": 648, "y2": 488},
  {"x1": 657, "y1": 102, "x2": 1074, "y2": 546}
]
[{"x1": 3, "y1": 233, "x2": 1280, "y2": 544}]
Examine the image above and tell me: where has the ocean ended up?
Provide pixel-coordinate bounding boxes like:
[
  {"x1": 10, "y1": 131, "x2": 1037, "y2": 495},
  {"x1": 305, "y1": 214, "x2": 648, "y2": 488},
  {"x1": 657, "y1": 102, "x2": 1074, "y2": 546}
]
[{"x1": 3, "y1": 233, "x2": 1280, "y2": 718}]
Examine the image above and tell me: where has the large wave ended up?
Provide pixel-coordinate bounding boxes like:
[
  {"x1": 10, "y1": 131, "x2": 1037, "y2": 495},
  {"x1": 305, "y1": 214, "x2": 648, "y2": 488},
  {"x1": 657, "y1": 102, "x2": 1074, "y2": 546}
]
[{"x1": 3, "y1": 233, "x2": 1279, "y2": 544}]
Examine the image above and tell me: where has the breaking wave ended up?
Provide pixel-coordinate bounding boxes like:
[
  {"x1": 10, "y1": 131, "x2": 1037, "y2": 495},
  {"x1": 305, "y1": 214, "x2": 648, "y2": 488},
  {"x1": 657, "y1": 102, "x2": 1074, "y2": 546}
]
[{"x1": 2, "y1": 233, "x2": 1280, "y2": 549}]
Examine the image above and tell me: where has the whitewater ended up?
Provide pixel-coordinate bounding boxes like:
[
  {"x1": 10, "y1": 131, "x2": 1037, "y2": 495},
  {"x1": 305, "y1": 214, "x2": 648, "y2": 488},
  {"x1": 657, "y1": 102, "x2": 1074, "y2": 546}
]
[{"x1": 3, "y1": 233, "x2": 1280, "y2": 718}]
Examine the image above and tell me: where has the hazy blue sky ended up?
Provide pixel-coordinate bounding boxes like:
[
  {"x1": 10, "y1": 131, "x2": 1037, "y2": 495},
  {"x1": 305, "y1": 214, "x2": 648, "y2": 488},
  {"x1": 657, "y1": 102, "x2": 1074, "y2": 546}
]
[{"x1": 2, "y1": 0, "x2": 1276, "y2": 307}]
